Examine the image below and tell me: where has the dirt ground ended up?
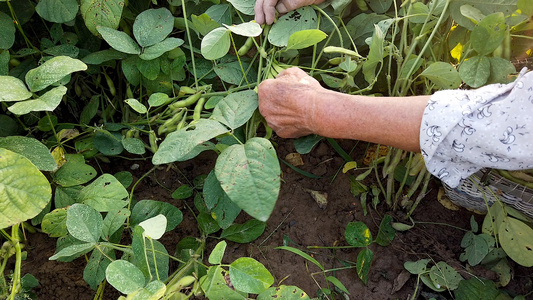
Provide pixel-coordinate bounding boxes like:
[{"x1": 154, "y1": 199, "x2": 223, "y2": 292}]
[{"x1": 19, "y1": 137, "x2": 533, "y2": 299}]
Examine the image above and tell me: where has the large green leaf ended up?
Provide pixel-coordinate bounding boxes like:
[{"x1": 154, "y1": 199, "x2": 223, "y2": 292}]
[
  {"x1": 97, "y1": 26, "x2": 141, "y2": 55},
  {"x1": 36, "y1": 0, "x2": 78, "y2": 23},
  {"x1": 41, "y1": 207, "x2": 68, "y2": 237},
  {"x1": 227, "y1": 0, "x2": 255, "y2": 15},
  {"x1": 213, "y1": 60, "x2": 256, "y2": 85},
  {"x1": 0, "y1": 136, "x2": 57, "y2": 171},
  {"x1": 106, "y1": 260, "x2": 146, "y2": 294},
  {"x1": 268, "y1": 7, "x2": 318, "y2": 47},
  {"x1": 139, "y1": 37, "x2": 184, "y2": 60},
  {"x1": 9, "y1": 86, "x2": 67, "y2": 115},
  {"x1": 201, "y1": 27, "x2": 231, "y2": 60},
  {"x1": 454, "y1": 278, "x2": 500, "y2": 300},
  {"x1": 201, "y1": 266, "x2": 246, "y2": 299},
  {"x1": 0, "y1": 148, "x2": 51, "y2": 229},
  {"x1": 133, "y1": 8, "x2": 174, "y2": 47},
  {"x1": 488, "y1": 57, "x2": 515, "y2": 84},
  {"x1": 130, "y1": 200, "x2": 183, "y2": 232},
  {"x1": 429, "y1": 261, "x2": 463, "y2": 290},
  {"x1": 0, "y1": 12, "x2": 15, "y2": 49},
  {"x1": 52, "y1": 154, "x2": 97, "y2": 187},
  {"x1": 459, "y1": 55, "x2": 490, "y2": 88},
  {"x1": 450, "y1": 0, "x2": 518, "y2": 30},
  {"x1": 215, "y1": 137, "x2": 280, "y2": 222},
  {"x1": 229, "y1": 257, "x2": 274, "y2": 293},
  {"x1": 203, "y1": 171, "x2": 241, "y2": 229},
  {"x1": 420, "y1": 62, "x2": 462, "y2": 89},
  {"x1": 0, "y1": 76, "x2": 32, "y2": 102},
  {"x1": 80, "y1": 0, "x2": 124, "y2": 36},
  {"x1": 499, "y1": 217, "x2": 533, "y2": 267},
  {"x1": 82, "y1": 49, "x2": 130, "y2": 65},
  {"x1": 220, "y1": 219, "x2": 266, "y2": 243},
  {"x1": 79, "y1": 174, "x2": 129, "y2": 212},
  {"x1": 192, "y1": 14, "x2": 221, "y2": 36},
  {"x1": 25, "y1": 56, "x2": 87, "y2": 92},
  {"x1": 153, "y1": 119, "x2": 229, "y2": 164},
  {"x1": 286, "y1": 29, "x2": 327, "y2": 51},
  {"x1": 66, "y1": 204, "x2": 103, "y2": 243},
  {"x1": 223, "y1": 21, "x2": 262, "y2": 37},
  {"x1": 471, "y1": 13, "x2": 506, "y2": 56},
  {"x1": 211, "y1": 90, "x2": 258, "y2": 129}
]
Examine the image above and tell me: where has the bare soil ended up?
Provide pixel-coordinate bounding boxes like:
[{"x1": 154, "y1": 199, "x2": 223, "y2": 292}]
[{"x1": 19, "y1": 137, "x2": 533, "y2": 299}]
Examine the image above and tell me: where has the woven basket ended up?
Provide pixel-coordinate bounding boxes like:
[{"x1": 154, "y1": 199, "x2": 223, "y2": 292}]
[{"x1": 443, "y1": 169, "x2": 533, "y2": 218}]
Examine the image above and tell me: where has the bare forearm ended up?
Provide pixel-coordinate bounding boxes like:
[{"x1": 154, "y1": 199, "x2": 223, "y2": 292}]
[{"x1": 312, "y1": 90, "x2": 430, "y2": 152}]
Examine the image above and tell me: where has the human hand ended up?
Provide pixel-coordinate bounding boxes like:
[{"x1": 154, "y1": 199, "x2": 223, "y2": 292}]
[
  {"x1": 258, "y1": 67, "x2": 325, "y2": 138},
  {"x1": 254, "y1": 0, "x2": 325, "y2": 25}
]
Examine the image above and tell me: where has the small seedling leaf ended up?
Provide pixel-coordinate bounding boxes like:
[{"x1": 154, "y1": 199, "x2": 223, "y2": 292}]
[
  {"x1": 376, "y1": 215, "x2": 395, "y2": 246},
  {"x1": 131, "y1": 200, "x2": 183, "y2": 232},
  {"x1": 133, "y1": 8, "x2": 174, "y2": 47},
  {"x1": 209, "y1": 241, "x2": 227, "y2": 265},
  {"x1": 356, "y1": 248, "x2": 373, "y2": 285},
  {"x1": 122, "y1": 137, "x2": 146, "y2": 155},
  {"x1": 286, "y1": 29, "x2": 327, "y2": 51},
  {"x1": 201, "y1": 27, "x2": 231, "y2": 60},
  {"x1": 0, "y1": 148, "x2": 52, "y2": 229},
  {"x1": 171, "y1": 185, "x2": 194, "y2": 200},
  {"x1": 404, "y1": 259, "x2": 430, "y2": 275},
  {"x1": 229, "y1": 257, "x2": 274, "y2": 294},
  {"x1": 211, "y1": 90, "x2": 258, "y2": 129},
  {"x1": 257, "y1": 285, "x2": 311, "y2": 300},
  {"x1": 25, "y1": 56, "x2": 87, "y2": 92},
  {"x1": 345, "y1": 222, "x2": 373, "y2": 247},
  {"x1": 106, "y1": 260, "x2": 146, "y2": 295},
  {"x1": 276, "y1": 246, "x2": 324, "y2": 271},
  {"x1": 0, "y1": 76, "x2": 32, "y2": 102},
  {"x1": 220, "y1": 219, "x2": 266, "y2": 243},
  {"x1": 124, "y1": 98, "x2": 147, "y2": 114},
  {"x1": 215, "y1": 138, "x2": 280, "y2": 222},
  {"x1": 429, "y1": 261, "x2": 463, "y2": 290},
  {"x1": 499, "y1": 216, "x2": 533, "y2": 267}
]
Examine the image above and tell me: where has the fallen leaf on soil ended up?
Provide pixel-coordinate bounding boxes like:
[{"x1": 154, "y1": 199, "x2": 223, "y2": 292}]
[
  {"x1": 392, "y1": 270, "x2": 411, "y2": 294},
  {"x1": 437, "y1": 187, "x2": 460, "y2": 211},
  {"x1": 285, "y1": 152, "x2": 304, "y2": 166},
  {"x1": 304, "y1": 188, "x2": 328, "y2": 209}
]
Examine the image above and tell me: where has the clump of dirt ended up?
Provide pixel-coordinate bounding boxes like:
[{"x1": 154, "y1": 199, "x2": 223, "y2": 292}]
[{"x1": 18, "y1": 137, "x2": 533, "y2": 299}]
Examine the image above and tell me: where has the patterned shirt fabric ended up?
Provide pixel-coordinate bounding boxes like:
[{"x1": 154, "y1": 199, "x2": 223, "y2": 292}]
[{"x1": 420, "y1": 68, "x2": 533, "y2": 188}]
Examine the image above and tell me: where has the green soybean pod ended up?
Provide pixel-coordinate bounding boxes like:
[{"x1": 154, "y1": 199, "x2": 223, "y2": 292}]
[
  {"x1": 193, "y1": 97, "x2": 207, "y2": 121},
  {"x1": 169, "y1": 92, "x2": 202, "y2": 110},
  {"x1": 238, "y1": 37, "x2": 254, "y2": 56},
  {"x1": 149, "y1": 130, "x2": 158, "y2": 153}
]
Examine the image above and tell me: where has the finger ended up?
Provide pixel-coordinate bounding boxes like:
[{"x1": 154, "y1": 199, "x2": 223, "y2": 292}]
[
  {"x1": 254, "y1": 0, "x2": 266, "y2": 24},
  {"x1": 276, "y1": 67, "x2": 308, "y2": 80},
  {"x1": 263, "y1": 0, "x2": 279, "y2": 25},
  {"x1": 276, "y1": 1, "x2": 289, "y2": 14}
]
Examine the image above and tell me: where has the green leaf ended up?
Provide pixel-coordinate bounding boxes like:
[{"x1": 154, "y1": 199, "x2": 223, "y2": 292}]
[
  {"x1": 215, "y1": 137, "x2": 280, "y2": 222},
  {"x1": 450, "y1": 0, "x2": 518, "y2": 30},
  {"x1": 25, "y1": 56, "x2": 87, "y2": 92},
  {"x1": 223, "y1": 21, "x2": 262, "y2": 37},
  {"x1": 97, "y1": 26, "x2": 141, "y2": 55},
  {"x1": 79, "y1": 174, "x2": 129, "y2": 212},
  {"x1": 227, "y1": 0, "x2": 255, "y2": 15},
  {"x1": 286, "y1": 29, "x2": 327, "y2": 50},
  {"x1": 131, "y1": 226, "x2": 169, "y2": 282},
  {"x1": 52, "y1": 154, "x2": 97, "y2": 187},
  {"x1": 138, "y1": 214, "x2": 167, "y2": 239},
  {"x1": 369, "y1": 0, "x2": 393, "y2": 13},
  {"x1": 326, "y1": 276, "x2": 350, "y2": 295},
  {"x1": 0, "y1": 148, "x2": 52, "y2": 229},
  {"x1": 345, "y1": 221, "x2": 373, "y2": 247},
  {"x1": 459, "y1": 55, "x2": 490, "y2": 88},
  {"x1": 148, "y1": 93, "x2": 170, "y2": 107},
  {"x1": 518, "y1": 0, "x2": 533, "y2": 16},
  {"x1": 404, "y1": 259, "x2": 430, "y2": 274},
  {"x1": 122, "y1": 137, "x2": 146, "y2": 155},
  {"x1": 294, "y1": 135, "x2": 323, "y2": 154},
  {"x1": 41, "y1": 208, "x2": 68, "y2": 237},
  {"x1": 499, "y1": 217, "x2": 533, "y2": 267},
  {"x1": 220, "y1": 219, "x2": 266, "y2": 243},
  {"x1": 84, "y1": 246, "x2": 115, "y2": 290},
  {"x1": 136, "y1": 57, "x2": 160, "y2": 80},
  {"x1": 9, "y1": 86, "x2": 67, "y2": 115},
  {"x1": 488, "y1": 57, "x2": 516, "y2": 84},
  {"x1": 429, "y1": 261, "x2": 463, "y2": 290},
  {"x1": 0, "y1": 76, "x2": 32, "y2": 102},
  {"x1": 80, "y1": 0, "x2": 124, "y2": 36},
  {"x1": 203, "y1": 171, "x2": 241, "y2": 229},
  {"x1": 36, "y1": 0, "x2": 78, "y2": 23},
  {"x1": 257, "y1": 286, "x2": 311, "y2": 300},
  {"x1": 275, "y1": 246, "x2": 324, "y2": 271},
  {"x1": 462, "y1": 234, "x2": 490, "y2": 266},
  {"x1": 49, "y1": 241, "x2": 95, "y2": 260},
  {"x1": 229, "y1": 257, "x2": 274, "y2": 294},
  {"x1": 208, "y1": 240, "x2": 227, "y2": 265},
  {"x1": 362, "y1": 19, "x2": 393, "y2": 84},
  {"x1": 0, "y1": 51, "x2": 9, "y2": 76},
  {"x1": 471, "y1": 13, "x2": 506, "y2": 56},
  {"x1": 93, "y1": 130, "x2": 124, "y2": 155},
  {"x1": 211, "y1": 90, "x2": 258, "y2": 130},
  {"x1": 376, "y1": 215, "x2": 395, "y2": 246},
  {"x1": 454, "y1": 278, "x2": 500, "y2": 300},
  {"x1": 198, "y1": 212, "x2": 221, "y2": 234},
  {"x1": 213, "y1": 60, "x2": 257, "y2": 85},
  {"x1": 101, "y1": 208, "x2": 130, "y2": 241},
  {"x1": 66, "y1": 204, "x2": 103, "y2": 243},
  {"x1": 420, "y1": 62, "x2": 462, "y2": 89},
  {"x1": 124, "y1": 98, "x2": 147, "y2": 114},
  {"x1": 201, "y1": 27, "x2": 231, "y2": 60},
  {"x1": 139, "y1": 37, "x2": 184, "y2": 60},
  {"x1": 0, "y1": 12, "x2": 15, "y2": 49},
  {"x1": 106, "y1": 260, "x2": 146, "y2": 295},
  {"x1": 269, "y1": 7, "x2": 318, "y2": 47},
  {"x1": 356, "y1": 248, "x2": 373, "y2": 285},
  {"x1": 133, "y1": 8, "x2": 174, "y2": 47},
  {"x1": 201, "y1": 266, "x2": 247, "y2": 300},
  {"x1": 0, "y1": 136, "x2": 57, "y2": 171},
  {"x1": 82, "y1": 49, "x2": 130, "y2": 65},
  {"x1": 153, "y1": 119, "x2": 229, "y2": 164},
  {"x1": 191, "y1": 14, "x2": 221, "y2": 36},
  {"x1": 130, "y1": 200, "x2": 183, "y2": 232},
  {"x1": 171, "y1": 185, "x2": 194, "y2": 200}
]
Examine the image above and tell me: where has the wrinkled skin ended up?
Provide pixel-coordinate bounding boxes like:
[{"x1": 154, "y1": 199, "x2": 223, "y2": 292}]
[
  {"x1": 258, "y1": 67, "x2": 324, "y2": 138},
  {"x1": 254, "y1": 0, "x2": 325, "y2": 25}
]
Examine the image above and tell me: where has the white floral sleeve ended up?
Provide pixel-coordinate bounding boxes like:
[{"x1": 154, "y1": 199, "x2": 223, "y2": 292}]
[{"x1": 420, "y1": 68, "x2": 533, "y2": 188}]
